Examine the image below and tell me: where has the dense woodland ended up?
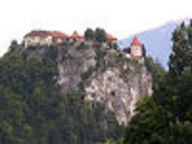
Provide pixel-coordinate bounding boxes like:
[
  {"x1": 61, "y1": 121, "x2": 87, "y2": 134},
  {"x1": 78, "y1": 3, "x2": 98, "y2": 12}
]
[
  {"x1": 0, "y1": 32, "x2": 123, "y2": 144},
  {"x1": 120, "y1": 21, "x2": 192, "y2": 144},
  {"x1": 0, "y1": 22, "x2": 191, "y2": 144}
]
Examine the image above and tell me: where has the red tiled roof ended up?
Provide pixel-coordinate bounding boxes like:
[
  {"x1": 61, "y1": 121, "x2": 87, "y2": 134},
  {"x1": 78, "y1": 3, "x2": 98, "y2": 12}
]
[
  {"x1": 25, "y1": 30, "x2": 51, "y2": 38},
  {"x1": 25, "y1": 30, "x2": 68, "y2": 39},
  {"x1": 131, "y1": 37, "x2": 141, "y2": 46},
  {"x1": 50, "y1": 31, "x2": 68, "y2": 38},
  {"x1": 107, "y1": 34, "x2": 117, "y2": 41},
  {"x1": 69, "y1": 31, "x2": 84, "y2": 39}
]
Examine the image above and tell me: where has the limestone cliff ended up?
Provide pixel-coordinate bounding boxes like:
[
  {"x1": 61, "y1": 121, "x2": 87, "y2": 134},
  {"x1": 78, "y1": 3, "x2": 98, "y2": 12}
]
[
  {"x1": 21, "y1": 40, "x2": 152, "y2": 125},
  {"x1": 85, "y1": 65, "x2": 152, "y2": 125}
]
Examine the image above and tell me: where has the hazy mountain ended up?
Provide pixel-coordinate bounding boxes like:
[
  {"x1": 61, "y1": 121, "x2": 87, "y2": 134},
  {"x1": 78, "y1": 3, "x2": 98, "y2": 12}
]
[{"x1": 118, "y1": 19, "x2": 189, "y2": 69}]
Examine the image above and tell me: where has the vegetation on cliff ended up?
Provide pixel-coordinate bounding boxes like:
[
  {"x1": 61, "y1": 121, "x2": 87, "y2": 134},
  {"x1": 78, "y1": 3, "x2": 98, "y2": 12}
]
[
  {"x1": 0, "y1": 41, "x2": 124, "y2": 144},
  {"x1": 123, "y1": 21, "x2": 192, "y2": 144}
]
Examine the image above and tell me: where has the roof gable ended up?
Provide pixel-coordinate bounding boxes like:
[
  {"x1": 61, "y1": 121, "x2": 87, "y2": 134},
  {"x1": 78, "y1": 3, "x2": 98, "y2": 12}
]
[
  {"x1": 131, "y1": 37, "x2": 141, "y2": 46},
  {"x1": 25, "y1": 30, "x2": 68, "y2": 39},
  {"x1": 107, "y1": 33, "x2": 117, "y2": 41}
]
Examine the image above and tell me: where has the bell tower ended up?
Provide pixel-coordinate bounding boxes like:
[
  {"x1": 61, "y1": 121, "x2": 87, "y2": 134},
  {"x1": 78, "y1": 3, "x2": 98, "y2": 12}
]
[{"x1": 130, "y1": 37, "x2": 142, "y2": 58}]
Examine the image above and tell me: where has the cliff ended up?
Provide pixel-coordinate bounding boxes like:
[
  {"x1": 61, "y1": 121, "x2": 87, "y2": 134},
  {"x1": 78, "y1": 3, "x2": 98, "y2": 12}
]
[
  {"x1": 20, "y1": 39, "x2": 152, "y2": 125},
  {"x1": 85, "y1": 65, "x2": 152, "y2": 125}
]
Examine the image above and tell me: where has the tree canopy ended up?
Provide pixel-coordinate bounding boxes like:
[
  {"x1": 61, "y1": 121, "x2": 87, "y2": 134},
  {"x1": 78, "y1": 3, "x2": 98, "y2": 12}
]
[
  {"x1": 0, "y1": 45, "x2": 123, "y2": 144},
  {"x1": 123, "y1": 21, "x2": 192, "y2": 144},
  {"x1": 84, "y1": 28, "x2": 107, "y2": 42}
]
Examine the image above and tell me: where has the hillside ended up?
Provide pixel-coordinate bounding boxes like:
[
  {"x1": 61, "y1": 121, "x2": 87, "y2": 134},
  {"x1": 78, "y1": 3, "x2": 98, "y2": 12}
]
[
  {"x1": 0, "y1": 30, "x2": 152, "y2": 144},
  {"x1": 20, "y1": 37, "x2": 152, "y2": 124}
]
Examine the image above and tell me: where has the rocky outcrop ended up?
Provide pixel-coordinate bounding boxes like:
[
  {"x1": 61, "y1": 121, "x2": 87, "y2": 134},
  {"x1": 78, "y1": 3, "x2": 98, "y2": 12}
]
[
  {"x1": 57, "y1": 41, "x2": 97, "y2": 92},
  {"x1": 85, "y1": 63, "x2": 152, "y2": 125},
  {"x1": 21, "y1": 40, "x2": 152, "y2": 125}
]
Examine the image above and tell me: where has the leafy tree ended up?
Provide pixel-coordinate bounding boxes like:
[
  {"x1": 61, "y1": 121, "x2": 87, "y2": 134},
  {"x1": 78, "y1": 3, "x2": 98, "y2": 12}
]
[
  {"x1": 124, "y1": 21, "x2": 192, "y2": 144},
  {"x1": 0, "y1": 43, "x2": 123, "y2": 144},
  {"x1": 169, "y1": 22, "x2": 192, "y2": 77},
  {"x1": 95, "y1": 28, "x2": 107, "y2": 43},
  {"x1": 9, "y1": 40, "x2": 19, "y2": 52},
  {"x1": 85, "y1": 28, "x2": 95, "y2": 40},
  {"x1": 144, "y1": 56, "x2": 165, "y2": 91}
]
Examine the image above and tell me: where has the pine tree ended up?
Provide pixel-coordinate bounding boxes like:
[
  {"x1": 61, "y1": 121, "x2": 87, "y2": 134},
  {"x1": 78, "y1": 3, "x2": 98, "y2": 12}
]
[
  {"x1": 169, "y1": 22, "x2": 192, "y2": 77},
  {"x1": 123, "y1": 21, "x2": 192, "y2": 144}
]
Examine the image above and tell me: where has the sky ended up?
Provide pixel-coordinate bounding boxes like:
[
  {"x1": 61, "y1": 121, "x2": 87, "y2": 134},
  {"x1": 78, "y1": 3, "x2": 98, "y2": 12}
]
[{"x1": 0, "y1": 0, "x2": 192, "y2": 56}]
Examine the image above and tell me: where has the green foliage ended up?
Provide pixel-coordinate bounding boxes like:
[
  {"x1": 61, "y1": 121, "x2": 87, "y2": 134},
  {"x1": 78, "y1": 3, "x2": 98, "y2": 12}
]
[
  {"x1": 96, "y1": 139, "x2": 123, "y2": 144},
  {"x1": 84, "y1": 28, "x2": 108, "y2": 43},
  {"x1": 0, "y1": 44, "x2": 123, "y2": 144},
  {"x1": 81, "y1": 67, "x2": 95, "y2": 80},
  {"x1": 169, "y1": 22, "x2": 192, "y2": 77},
  {"x1": 94, "y1": 42, "x2": 107, "y2": 71},
  {"x1": 95, "y1": 28, "x2": 107, "y2": 43},
  {"x1": 142, "y1": 44, "x2": 146, "y2": 57},
  {"x1": 115, "y1": 54, "x2": 128, "y2": 66},
  {"x1": 76, "y1": 42, "x2": 88, "y2": 50},
  {"x1": 123, "y1": 21, "x2": 192, "y2": 144},
  {"x1": 85, "y1": 28, "x2": 95, "y2": 40},
  {"x1": 124, "y1": 97, "x2": 170, "y2": 144},
  {"x1": 108, "y1": 42, "x2": 118, "y2": 50},
  {"x1": 144, "y1": 56, "x2": 166, "y2": 91},
  {"x1": 9, "y1": 40, "x2": 19, "y2": 52}
]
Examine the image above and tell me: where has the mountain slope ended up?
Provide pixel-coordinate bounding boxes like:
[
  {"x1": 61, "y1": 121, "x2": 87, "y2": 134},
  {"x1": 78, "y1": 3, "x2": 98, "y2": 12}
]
[
  {"x1": 0, "y1": 36, "x2": 153, "y2": 143},
  {"x1": 118, "y1": 20, "x2": 189, "y2": 69}
]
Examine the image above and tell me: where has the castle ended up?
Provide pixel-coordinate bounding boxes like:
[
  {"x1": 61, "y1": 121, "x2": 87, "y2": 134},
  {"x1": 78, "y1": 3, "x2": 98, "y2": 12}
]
[
  {"x1": 23, "y1": 30, "x2": 84, "y2": 48},
  {"x1": 23, "y1": 30, "x2": 145, "y2": 60},
  {"x1": 23, "y1": 30, "x2": 117, "y2": 48},
  {"x1": 123, "y1": 37, "x2": 145, "y2": 59}
]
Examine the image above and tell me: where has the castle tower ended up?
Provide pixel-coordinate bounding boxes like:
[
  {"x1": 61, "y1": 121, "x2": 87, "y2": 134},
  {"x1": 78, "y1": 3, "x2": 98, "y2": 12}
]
[{"x1": 130, "y1": 37, "x2": 143, "y2": 58}]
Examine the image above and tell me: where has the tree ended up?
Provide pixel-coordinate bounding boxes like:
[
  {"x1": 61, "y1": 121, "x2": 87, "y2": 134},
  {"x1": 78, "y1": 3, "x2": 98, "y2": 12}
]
[
  {"x1": 142, "y1": 44, "x2": 146, "y2": 57},
  {"x1": 169, "y1": 22, "x2": 192, "y2": 77},
  {"x1": 95, "y1": 28, "x2": 107, "y2": 43},
  {"x1": 9, "y1": 40, "x2": 19, "y2": 52},
  {"x1": 123, "y1": 21, "x2": 192, "y2": 144},
  {"x1": 144, "y1": 56, "x2": 165, "y2": 92},
  {"x1": 0, "y1": 43, "x2": 123, "y2": 144},
  {"x1": 84, "y1": 28, "x2": 95, "y2": 40}
]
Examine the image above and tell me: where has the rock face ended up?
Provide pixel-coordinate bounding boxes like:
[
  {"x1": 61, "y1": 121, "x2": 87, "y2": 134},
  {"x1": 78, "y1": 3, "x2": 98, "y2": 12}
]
[
  {"x1": 85, "y1": 64, "x2": 152, "y2": 125},
  {"x1": 22, "y1": 41, "x2": 97, "y2": 93},
  {"x1": 56, "y1": 41, "x2": 97, "y2": 93},
  {"x1": 21, "y1": 40, "x2": 152, "y2": 125}
]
